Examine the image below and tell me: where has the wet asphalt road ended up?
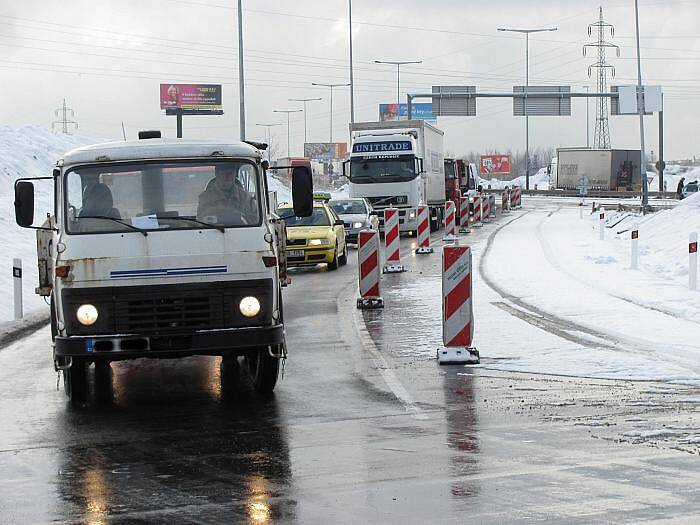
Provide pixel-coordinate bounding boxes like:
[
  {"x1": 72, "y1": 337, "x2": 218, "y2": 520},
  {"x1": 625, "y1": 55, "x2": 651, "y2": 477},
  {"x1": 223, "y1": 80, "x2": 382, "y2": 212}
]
[{"x1": 2, "y1": 200, "x2": 700, "y2": 524}]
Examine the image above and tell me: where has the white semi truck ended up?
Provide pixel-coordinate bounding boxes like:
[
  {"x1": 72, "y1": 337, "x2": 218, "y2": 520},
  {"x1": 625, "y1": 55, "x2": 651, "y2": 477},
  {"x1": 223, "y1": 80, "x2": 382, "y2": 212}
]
[
  {"x1": 554, "y1": 148, "x2": 642, "y2": 191},
  {"x1": 346, "y1": 120, "x2": 446, "y2": 232},
  {"x1": 14, "y1": 131, "x2": 313, "y2": 405}
]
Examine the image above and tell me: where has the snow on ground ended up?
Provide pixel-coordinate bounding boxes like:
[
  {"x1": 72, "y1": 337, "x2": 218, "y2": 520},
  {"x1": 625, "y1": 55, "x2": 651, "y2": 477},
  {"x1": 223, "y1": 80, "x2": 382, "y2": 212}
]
[
  {"x1": 479, "y1": 167, "x2": 550, "y2": 190},
  {"x1": 0, "y1": 127, "x2": 97, "y2": 322}
]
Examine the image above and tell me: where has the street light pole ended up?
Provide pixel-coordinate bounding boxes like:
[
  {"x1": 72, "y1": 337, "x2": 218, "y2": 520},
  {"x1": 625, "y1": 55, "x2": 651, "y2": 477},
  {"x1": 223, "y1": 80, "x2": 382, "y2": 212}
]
[
  {"x1": 374, "y1": 60, "x2": 422, "y2": 108},
  {"x1": 256, "y1": 123, "x2": 282, "y2": 162},
  {"x1": 497, "y1": 27, "x2": 557, "y2": 190},
  {"x1": 237, "y1": 0, "x2": 246, "y2": 140},
  {"x1": 349, "y1": 0, "x2": 355, "y2": 124},
  {"x1": 288, "y1": 97, "x2": 322, "y2": 144},
  {"x1": 634, "y1": 0, "x2": 649, "y2": 208},
  {"x1": 273, "y1": 109, "x2": 303, "y2": 157},
  {"x1": 312, "y1": 82, "x2": 350, "y2": 143}
]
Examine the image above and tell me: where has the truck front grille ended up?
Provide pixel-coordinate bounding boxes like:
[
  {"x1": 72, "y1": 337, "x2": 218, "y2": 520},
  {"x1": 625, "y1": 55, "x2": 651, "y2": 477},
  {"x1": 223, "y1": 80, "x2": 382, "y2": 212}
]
[{"x1": 116, "y1": 295, "x2": 223, "y2": 332}]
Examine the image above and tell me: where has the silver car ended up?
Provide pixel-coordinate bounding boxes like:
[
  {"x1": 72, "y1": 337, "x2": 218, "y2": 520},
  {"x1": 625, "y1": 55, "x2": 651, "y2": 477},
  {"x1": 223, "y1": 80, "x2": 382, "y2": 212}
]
[{"x1": 329, "y1": 198, "x2": 379, "y2": 244}]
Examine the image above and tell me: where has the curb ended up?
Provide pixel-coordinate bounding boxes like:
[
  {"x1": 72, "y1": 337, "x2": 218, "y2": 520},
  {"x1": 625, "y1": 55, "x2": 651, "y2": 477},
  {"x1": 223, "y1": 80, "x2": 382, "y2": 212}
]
[{"x1": 0, "y1": 310, "x2": 50, "y2": 349}]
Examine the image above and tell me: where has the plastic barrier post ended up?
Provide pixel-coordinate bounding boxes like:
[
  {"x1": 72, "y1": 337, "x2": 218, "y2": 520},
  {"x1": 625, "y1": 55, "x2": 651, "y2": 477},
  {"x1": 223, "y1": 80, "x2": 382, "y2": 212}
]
[
  {"x1": 690, "y1": 232, "x2": 698, "y2": 291},
  {"x1": 489, "y1": 194, "x2": 496, "y2": 218},
  {"x1": 481, "y1": 195, "x2": 490, "y2": 223},
  {"x1": 13, "y1": 258, "x2": 22, "y2": 320},
  {"x1": 631, "y1": 223, "x2": 639, "y2": 270},
  {"x1": 473, "y1": 196, "x2": 483, "y2": 228},
  {"x1": 459, "y1": 197, "x2": 471, "y2": 234},
  {"x1": 383, "y1": 208, "x2": 405, "y2": 273},
  {"x1": 437, "y1": 246, "x2": 478, "y2": 364},
  {"x1": 416, "y1": 205, "x2": 433, "y2": 254},
  {"x1": 357, "y1": 230, "x2": 384, "y2": 309},
  {"x1": 501, "y1": 191, "x2": 509, "y2": 214},
  {"x1": 443, "y1": 201, "x2": 457, "y2": 241},
  {"x1": 599, "y1": 210, "x2": 605, "y2": 241}
]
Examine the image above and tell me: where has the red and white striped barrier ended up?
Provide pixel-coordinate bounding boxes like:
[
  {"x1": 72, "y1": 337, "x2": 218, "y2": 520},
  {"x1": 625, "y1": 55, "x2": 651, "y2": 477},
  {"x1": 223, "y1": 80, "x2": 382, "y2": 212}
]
[
  {"x1": 459, "y1": 196, "x2": 471, "y2": 234},
  {"x1": 383, "y1": 207, "x2": 405, "y2": 273},
  {"x1": 437, "y1": 245, "x2": 478, "y2": 364},
  {"x1": 444, "y1": 200, "x2": 457, "y2": 241},
  {"x1": 502, "y1": 189, "x2": 510, "y2": 213},
  {"x1": 416, "y1": 205, "x2": 433, "y2": 254},
  {"x1": 481, "y1": 194, "x2": 490, "y2": 223},
  {"x1": 356, "y1": 230, "x2": 383, "y2": 309},
  {"x1": 512, "y1": 186, "x2": 522, "y2": 208},
  {"x1": 489, "y1": 194, "x2": 497, "y2": 218},
  {"x1": 472, "y1": 195, "x2": 483, "y2": 227}
]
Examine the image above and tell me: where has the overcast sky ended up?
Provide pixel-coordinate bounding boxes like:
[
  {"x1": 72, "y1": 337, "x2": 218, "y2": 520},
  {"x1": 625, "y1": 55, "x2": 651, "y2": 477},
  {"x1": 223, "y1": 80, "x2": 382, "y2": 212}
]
[{"x1": 1, "y1": 0, "x2": 699, "y2": 161}]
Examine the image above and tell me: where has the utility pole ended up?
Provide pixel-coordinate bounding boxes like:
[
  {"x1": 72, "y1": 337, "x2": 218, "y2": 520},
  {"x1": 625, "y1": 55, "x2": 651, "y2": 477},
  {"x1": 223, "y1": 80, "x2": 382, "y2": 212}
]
[
  {"x1": 288, "y1": 97, "x2": 322, "y2": 145},
  {"x1": 348, "y1": 0, "x2": 355, "y2": 124},
  {"x1": 237, "y1": 0, "x2": 246, "y2": 141},
  {"x1": 52, "y1": 99, "x2": 78, "y2": 134},
  {"x1": 497, "y1": 27, "x2": 557, "y2": 190},
  {"x1": 583, "y1": 7, "x2": 619, "y2": 150},
  {"x1": 273, "y1": 109, "x2": 302, "y2": 157},
  {"x1": 374, "y1": 60, "x2": 422, "y2": 108},
  {"x1": 256, "y1": 123, "x2": 282, "y2": 162},
  {"x1": 634, "y1": 0, "x2": 649, "y2": 208},
  {"x1": 311, "y1": 82, "x2": 350, "y2": 143}
]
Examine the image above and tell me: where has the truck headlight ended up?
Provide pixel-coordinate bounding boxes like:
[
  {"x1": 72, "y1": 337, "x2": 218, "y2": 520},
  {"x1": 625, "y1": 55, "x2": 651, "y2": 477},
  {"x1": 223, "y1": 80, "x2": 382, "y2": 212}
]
[
  {"x1": 308, "y1": 238, "x2": 330, "y2": 246},
  {"x1": 239, "y1": 296, "x2": 261, "y2": 317},
  {"x1": 353, "y1": 222, "x2": 364, "y2": 229},
  {"x1": 76, "y1": 304, "x2": 99, "y2": 326},
  {"x1": 409, "y1": 210, "x2": 416, "y2": 219}
]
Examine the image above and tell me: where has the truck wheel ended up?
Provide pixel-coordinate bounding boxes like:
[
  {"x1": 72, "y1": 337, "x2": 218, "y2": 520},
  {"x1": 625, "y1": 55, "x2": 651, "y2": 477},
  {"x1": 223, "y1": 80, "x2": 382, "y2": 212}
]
[
  {"x1": 64, "y1": 358, "x2": 88, "y2": 407},
  {"x1": 339, "y1": 244, "x2": 348, "y2": 266},
  {"x1": 245, "y1": 348, "x2": 280, "y2": 394},
  {"x1": 327, "y1": 247, "x2": 339, "y2": 271}
]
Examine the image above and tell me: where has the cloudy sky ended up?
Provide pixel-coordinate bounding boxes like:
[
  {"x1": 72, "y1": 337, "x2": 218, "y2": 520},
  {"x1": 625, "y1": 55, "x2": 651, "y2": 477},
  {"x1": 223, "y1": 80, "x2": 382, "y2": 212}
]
[{"x1": 1, "y1": 0, "x2": 699, "y2": 160}]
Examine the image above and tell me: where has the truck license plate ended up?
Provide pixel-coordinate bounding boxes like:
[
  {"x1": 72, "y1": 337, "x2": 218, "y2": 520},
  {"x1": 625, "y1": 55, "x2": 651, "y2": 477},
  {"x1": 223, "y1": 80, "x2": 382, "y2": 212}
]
[{"x1": 288, "y1": 250, "x2": 305, "y2": 257}]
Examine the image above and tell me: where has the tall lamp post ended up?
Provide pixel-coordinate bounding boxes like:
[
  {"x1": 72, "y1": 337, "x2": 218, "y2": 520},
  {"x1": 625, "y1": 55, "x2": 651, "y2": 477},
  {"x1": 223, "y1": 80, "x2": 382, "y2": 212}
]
[
  {"x1": 273, "y1": 109, "x2": 303, "y2": 157},
  {"x1": 348, "y1": 0, "x2": 355, "y2": 124},
  {"x1": 237, "y1": 0, "x2": 246, "y2": 140},
  {"x1": 256, "y1": 123, "x2": 281, "y2": 162},
  {"x1": 288, "y1": 97, "x2": 322, "y2": 145},
  {"x1": 374, "y1": 60, "x2": 422, "y2": 107},
  {"x1": 634, "y1": 0, "x2": 649, "y2": 208},
  {"x1": 311, "y1": 82, "x2": 350, "y2": 142},
  {"x1": 497, "y1": 27, "x2": 557, "y2": 190}
]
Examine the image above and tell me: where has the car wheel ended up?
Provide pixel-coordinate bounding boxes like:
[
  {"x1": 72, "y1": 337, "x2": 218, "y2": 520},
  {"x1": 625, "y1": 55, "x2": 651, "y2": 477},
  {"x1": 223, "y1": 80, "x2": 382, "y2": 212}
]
[
  {"x1": 328, "y1": 247, "x2": 339, "y2": 271},
  {"x1": 339, "y1": 243, "x2": 348, "y2": 266}
]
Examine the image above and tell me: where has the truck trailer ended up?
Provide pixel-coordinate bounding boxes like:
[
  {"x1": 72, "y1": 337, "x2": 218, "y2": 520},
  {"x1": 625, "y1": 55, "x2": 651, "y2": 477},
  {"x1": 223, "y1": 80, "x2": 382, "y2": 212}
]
[
  {"x1": 346, "y1": 120, "x2": 446, "y2": 232},
  {"x1": 555, "y1": 148, "x2": 642, "y2": 191}
]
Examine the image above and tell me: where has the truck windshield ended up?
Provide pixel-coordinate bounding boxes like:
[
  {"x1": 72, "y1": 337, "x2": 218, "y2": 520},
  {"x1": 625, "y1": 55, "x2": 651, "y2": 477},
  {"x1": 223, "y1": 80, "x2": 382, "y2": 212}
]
[
  {"x1": 445, "y1": 162, "x2": 456, "y2": 180},
  {"x1": 350, "y1": 157, "x2": 417, "y2": 184},
  {"x1": 65, "y1": 160, "x2": 261, "y2": 234}
]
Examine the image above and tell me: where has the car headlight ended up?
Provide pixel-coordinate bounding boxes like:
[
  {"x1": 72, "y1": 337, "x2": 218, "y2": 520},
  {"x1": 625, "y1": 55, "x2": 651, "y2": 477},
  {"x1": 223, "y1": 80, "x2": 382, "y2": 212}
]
[
  {"x1": 352, "y1": 222, "x2": 364, "y2": 229},
  {"x1": 76, "y1": 304, "x2": 99, "y2": 326},
  {"x1": 239, "y1": 296, "x2": 261, "y2": 318},
  {"x1": 308, "y1": 238, "x2": 331, "y2": 246},
  {"x1": 409, "y1": 210, "x2": 416, "y2": 219}
]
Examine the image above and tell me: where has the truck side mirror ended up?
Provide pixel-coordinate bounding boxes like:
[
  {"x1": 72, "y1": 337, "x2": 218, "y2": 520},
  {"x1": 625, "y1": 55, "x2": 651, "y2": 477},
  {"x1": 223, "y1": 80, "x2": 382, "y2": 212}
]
[
  {"x1": 416, "y1": 158, "x2": 424, "y2": 174},
  {"x1": 15, "y1": 181, "x2": 35, "y2": 228},
  {"x1": 291, "y1": 166, "x2": 313, "y2": 217}
]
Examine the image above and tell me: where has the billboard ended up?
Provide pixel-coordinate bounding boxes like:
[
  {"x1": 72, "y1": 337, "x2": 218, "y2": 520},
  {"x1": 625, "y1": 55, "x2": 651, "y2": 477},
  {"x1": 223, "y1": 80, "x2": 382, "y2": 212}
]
[
  {"x1": 379, "y1": 103, "x2": 435, "y2": 122},
  {"x1": 303, "y1": 142, "x2": 348, "y2": 161},
  {"x1": 480, "y1": 155, "x2": 511, "y2": 176},
  {"x1": 160, "y1": 84, "x2": 222, "y2": 114}
]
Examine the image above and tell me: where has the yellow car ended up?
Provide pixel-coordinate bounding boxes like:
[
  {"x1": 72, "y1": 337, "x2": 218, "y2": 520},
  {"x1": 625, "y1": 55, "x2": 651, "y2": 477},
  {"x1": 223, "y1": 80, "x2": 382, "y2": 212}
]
[{"x1": 277, "y1": 198, "x2": 347, "y2": 270}]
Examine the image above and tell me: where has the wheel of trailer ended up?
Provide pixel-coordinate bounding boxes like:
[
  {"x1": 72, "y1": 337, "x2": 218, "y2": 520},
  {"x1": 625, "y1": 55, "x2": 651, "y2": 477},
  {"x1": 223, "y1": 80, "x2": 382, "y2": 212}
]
[
  {"x1": 327, "y1": 247, "x2": 339, "y2": 271},
  {"x1": 245, "y1": 348, "x2": 280, "y2": 394},
  {"x1": 64, "y1": 357, "x2": 88, "y2": 407},
  {"x1": 339, "y1": 243, "x2": 348, "y2": 266}
]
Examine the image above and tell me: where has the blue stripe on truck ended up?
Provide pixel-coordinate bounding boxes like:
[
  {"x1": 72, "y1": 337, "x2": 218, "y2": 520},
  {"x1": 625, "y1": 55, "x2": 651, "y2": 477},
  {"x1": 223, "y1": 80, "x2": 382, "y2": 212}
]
[{"x1": 110, "y1": 266, "x2": 228, "y2": 279}]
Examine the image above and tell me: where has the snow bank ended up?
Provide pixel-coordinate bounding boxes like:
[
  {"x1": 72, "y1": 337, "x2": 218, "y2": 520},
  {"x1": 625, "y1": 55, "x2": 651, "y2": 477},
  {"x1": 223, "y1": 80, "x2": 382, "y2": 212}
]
[
  {"x1": 0, "y1": 127, "x2": 97, "y2": 322},
  {"x1": 479, "y1": 167, "x2": 550, "y2": 190}
]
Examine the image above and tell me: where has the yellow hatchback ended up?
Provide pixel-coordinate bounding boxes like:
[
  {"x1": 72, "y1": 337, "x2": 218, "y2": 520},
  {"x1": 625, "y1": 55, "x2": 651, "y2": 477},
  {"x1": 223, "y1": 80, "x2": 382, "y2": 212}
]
[{"x1": 277, "y1": 201, "x2": 347, "y2": 270}]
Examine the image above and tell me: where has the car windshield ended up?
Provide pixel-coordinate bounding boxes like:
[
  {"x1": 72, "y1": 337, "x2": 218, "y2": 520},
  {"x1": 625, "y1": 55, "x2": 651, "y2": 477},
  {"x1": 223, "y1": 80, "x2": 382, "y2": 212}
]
[
  {"x1": 349, "y1": 156, "x2": 416, "y2": 184},
  {"x1": 277, "y1": 207, "x2": 330, "y2": 227},
  {"x1": 330, "y1": 200, "x2": 367, "y2": 215},
  {"x1": 65, "y1": 160, "x2": 261, "y2": 234}
]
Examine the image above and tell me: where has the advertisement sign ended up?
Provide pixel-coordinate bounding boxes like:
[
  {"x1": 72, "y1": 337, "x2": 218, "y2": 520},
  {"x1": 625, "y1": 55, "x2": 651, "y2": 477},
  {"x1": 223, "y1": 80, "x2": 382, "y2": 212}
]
[
  {"x1": 303, "y1": 143, "x2": 348, "y2": 161},
  {"x1": 480, "y1": 155, "x2": 511, "y2": 176},
  {"x1": 160, "y1": 84, "x2": 222, "y2": 114},
  {"x1": 379, "y1": 103, "x2": 435, "y2": 122}
]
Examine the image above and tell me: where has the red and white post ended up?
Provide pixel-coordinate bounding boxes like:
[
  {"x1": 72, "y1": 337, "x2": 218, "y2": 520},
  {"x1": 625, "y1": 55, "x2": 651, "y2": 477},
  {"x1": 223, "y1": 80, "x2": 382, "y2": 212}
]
[
  {"x1": 437, "y1": 246, "x2": 478, "y2": 364},
  {"x1": 502, "y1": 188, "x2": 510, "y2": 213},
  {"x1": 514, "y1": 186, "x2": 522, "y2": 208},
  {"x1": 489, "y1": 194, "x2": 497, "y2": 218},
  {"x1": 599, "y1": 210, "x2": 605, "y2": 241},
  {"x1": 631, "y1": 223, "x2": 639, "y2": 270},
  {"x1": 444, "y1": 200, "x2": 457, "y2": 241},
  {"x1": 481, "y1": 194, "x2": 490, "y2": 223},
  {"x1": 357, "y1": 230, "x2": 384, "y2": 309},
  {"x1": 383, "y1": 207, "x2": 405, "y2": 273},
  {"x1": 473, "y1": 195, "x2": 483, "y2": 228},
  {"x1": 416, "y1": 205, "x2": 433, "y2": 254},
  {"x1": 459, "y1": 197, "x2": 471, "y2": 234},
  {"x1": 690, "y1": 232, "x2": 698, "y2": 291}
]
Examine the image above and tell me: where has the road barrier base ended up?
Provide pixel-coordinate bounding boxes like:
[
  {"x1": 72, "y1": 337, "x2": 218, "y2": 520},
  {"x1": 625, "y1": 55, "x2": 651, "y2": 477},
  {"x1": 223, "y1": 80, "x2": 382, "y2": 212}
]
[
  {"x1": 437, "y1": 347, "x2": 480, "y2": 365},
  {"x1": 416, "y1": 247, "x2": 434, "y2": 254},
  {"x1": 443, "y1": 234, "x2": 458, "y2": 243},
  {"x1": 356, "y1": 297, "x2": 384, "y2": 310},
  {"x1": 382, "y1": 264, "x2": 406, "y2": 274},
  {"x1": 459, "y1": 227, "x2": 471, "y2": 234}
]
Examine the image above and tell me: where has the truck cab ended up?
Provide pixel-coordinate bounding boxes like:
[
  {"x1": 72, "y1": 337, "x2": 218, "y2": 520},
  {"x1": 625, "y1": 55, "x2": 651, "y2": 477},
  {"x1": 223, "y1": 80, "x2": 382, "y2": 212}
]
[{"x1": 14, "y1": 133, "x2": 312, "y2": 405}]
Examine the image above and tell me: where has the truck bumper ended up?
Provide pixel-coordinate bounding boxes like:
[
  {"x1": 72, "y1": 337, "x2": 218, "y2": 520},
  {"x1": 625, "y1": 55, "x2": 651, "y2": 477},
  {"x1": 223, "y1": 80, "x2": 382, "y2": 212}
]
[{"x1": 54, "y1": 324, "x2": 285, "y2": 360}]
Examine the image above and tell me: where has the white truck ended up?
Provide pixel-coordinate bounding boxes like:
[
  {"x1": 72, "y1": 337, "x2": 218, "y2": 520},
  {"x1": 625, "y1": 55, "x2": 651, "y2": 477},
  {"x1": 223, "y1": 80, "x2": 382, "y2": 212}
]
[
  {"x1": 346, "y1": 120, "x2": 445, "y2": 232},
  {"x1": 14, "y1": 131, "x2": 313, "y2": 405},
  {"x1": 555, "y1": 148, "x2": 642, "y2": 191}
]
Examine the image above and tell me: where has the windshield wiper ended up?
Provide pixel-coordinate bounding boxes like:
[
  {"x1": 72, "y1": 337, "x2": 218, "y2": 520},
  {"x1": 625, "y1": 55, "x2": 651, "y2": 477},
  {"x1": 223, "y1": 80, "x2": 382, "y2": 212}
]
[
  {"x1": 155, "y1": 215, "x2": 225, "y2": 233},
  {"x1": 76, "y1": 215, "x2": 148, "y2": 236}
]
